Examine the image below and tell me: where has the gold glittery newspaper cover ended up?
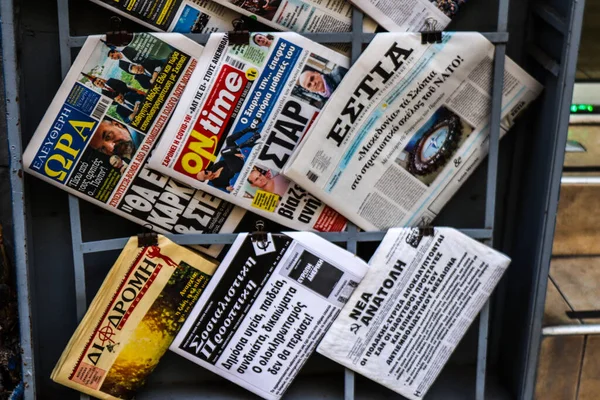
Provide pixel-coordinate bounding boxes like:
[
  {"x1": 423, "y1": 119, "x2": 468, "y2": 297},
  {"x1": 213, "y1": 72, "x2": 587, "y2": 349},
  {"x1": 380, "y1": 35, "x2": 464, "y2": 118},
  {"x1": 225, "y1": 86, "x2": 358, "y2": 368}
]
[{"x1": 51, "y1": 235, "x2": 218, "y2": 399}]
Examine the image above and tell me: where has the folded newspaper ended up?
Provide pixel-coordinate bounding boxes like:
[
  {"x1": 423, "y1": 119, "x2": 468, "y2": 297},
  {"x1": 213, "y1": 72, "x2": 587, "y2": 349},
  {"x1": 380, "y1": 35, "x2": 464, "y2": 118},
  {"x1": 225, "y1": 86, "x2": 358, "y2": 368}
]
[
  {"x1": 206, "y1": 0, "x2": 377, "y2": 36},
  {"x1": 22, "y1": 33, "x2": 249, "y2": 257},
  {"x1": 284, "y1": 32, "x2": 543, "y2": 231},
  {"x1": 171, "y1": 231, "x2": 369, "y2": 399},
  {"x1": 52, "y1": 235, "x2": 218, "y2": 400},
  {"x1": 148, "y1": 32, "x2": 349, "y2": 232},
  {"x1": 318, "y1": 227, "x2": 511, "y2": 400},
  {"x1": 89, "y1": 0, "x2": 244, "y2": 33},
  {"x1": 350, "y1": 0, "x2": 470, "y2": 32}
]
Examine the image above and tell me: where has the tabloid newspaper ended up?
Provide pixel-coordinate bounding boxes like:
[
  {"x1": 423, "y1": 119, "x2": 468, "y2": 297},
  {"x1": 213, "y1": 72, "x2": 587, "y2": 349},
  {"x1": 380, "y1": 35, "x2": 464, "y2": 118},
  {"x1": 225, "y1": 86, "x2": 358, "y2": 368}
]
[
  {"x1": 22, "y1": 33, "x2": 247, "y2": 257},
  {"x1": 170, "y1": 231, "x2": 369, "y2": 399},
  {"x1": 89, "y1": 0, "x2": 244, "y2": 33},
  {"x1": 206, "y1": 0, "x2": 377, "y2": 36},
  {"x1": 317, "y1": 227, "x2": 511, "y2": 400},
  {"x1": 284, "y1": 33, "x2": 544, "y2": 231},
  {"x1": 51, "y1": 235, "x2": 218, "y2": 400},
  {"x1": 148, "y1": 32, "x2": 349, "y2": 232},
  {"x1": 350, "y1": 0, "x2": 469, "y2": 32}
]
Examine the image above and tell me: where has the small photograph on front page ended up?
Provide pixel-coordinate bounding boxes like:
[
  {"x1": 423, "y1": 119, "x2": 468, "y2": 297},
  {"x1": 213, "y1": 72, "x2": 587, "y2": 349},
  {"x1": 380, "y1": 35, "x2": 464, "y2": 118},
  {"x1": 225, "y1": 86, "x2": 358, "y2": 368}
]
[
  {"x1": 173, "y1": 4, "x2": 214, "y2": 33},
  {"x1": 430, "y1": 0, "x2": 469, "y2": 18},
  {"x1": 395, "y1": 106, "x2": 474, "y2": 186},
  {"x1": 292, "y1": 55, "x2": 348, "y2": 108}
]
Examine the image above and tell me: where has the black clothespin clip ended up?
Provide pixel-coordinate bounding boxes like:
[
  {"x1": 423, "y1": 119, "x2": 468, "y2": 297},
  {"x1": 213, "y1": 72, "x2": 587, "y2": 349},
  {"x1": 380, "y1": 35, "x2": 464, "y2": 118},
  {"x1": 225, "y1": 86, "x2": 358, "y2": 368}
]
[
  {"x1": 417, "y1": 217, "x2": 435, "y2": 239},
  {"x1": 228, "y1": 18, "x2": 250, "y2": 46},
  {"x1": 251, "y1": 220, "x2": 270, "y2": 251},
  {"x1": 105, "y1": 16, "x2": 133, "y2": 47},
  {"x1": 137, "y1": 224, "x2": 158, "y2": 248},
  {"x1": 420, "y1": 18, "x2": 442, "y2": 45}
]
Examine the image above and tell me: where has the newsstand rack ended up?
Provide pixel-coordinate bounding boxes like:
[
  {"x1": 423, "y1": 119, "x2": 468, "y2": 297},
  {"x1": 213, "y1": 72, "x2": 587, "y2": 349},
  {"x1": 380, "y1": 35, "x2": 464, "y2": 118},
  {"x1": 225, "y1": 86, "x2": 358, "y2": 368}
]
[{"x1": 1, "y1": 0, "x2": 585, "y2": 398}]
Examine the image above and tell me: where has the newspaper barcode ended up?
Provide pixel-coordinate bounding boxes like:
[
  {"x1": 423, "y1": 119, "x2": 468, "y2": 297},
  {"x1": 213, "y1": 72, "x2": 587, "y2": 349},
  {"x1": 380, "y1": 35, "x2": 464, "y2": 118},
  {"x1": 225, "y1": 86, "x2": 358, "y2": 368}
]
[
  {"x1": 92, "y1": 98, "x2": 111, "y2": 120},
  {"x1": 225, "y1": 56, "x2": 246, "y2": 71},
  {"x1": 306, "y1": 171, "x2": 319, "y2": 183}
]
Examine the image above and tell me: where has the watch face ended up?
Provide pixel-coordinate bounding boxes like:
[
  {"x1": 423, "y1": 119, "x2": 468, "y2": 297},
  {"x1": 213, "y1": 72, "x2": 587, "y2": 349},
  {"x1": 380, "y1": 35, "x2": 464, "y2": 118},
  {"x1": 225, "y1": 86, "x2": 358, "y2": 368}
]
[
  {"x1": 420, "y1": 126, "x2": 450, "y2": 161},
  {"x1": 408, "y1": 112, "x2": 462, "y2": 176}
]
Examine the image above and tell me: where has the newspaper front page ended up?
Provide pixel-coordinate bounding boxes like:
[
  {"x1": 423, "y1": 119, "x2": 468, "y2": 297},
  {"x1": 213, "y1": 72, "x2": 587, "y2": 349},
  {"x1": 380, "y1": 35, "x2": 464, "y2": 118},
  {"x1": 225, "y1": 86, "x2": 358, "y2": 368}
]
[
  {"x1": 284, "y1": 32, "x2": 543, "y2": 231},
  {"x1": 89, "y1": 0, "x2": 243, "y2": 33},
  {"x1": 171, "y1": 231, "x2": 369, "y2": 399},
  {"x1": 318, "y1": 227, "x2": 511, "y2": 400},
  {"x1": 22, "y1": 33, "x2": 247, "y2": 257},
  {"x1": 52, "y1": 235, "x2": 218, "y2": 400},
  {"x1": 208, "y1": 0, "x2": 377, "y2": 35},
  {"x1": 149, "y1": 32, "x2": 349, "y2": 232},
  {"x1": 350, "y1": 0, "x2": 468, "y2": 32}
]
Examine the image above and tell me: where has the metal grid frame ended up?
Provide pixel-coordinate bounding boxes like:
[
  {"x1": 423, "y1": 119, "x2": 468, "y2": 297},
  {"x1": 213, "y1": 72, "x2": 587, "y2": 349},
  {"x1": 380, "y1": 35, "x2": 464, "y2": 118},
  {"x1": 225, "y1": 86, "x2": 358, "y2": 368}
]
[
  {"x1": 58, "y1": 1, "x2": 507, "y2": 399},
  {"x1": 7, "y1": 0, "x2": 517, "y2": 398}
]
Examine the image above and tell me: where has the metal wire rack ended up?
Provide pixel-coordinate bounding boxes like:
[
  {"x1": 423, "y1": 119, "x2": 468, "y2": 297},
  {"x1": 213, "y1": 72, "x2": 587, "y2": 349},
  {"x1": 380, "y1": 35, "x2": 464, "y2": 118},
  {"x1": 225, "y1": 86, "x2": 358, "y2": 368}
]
[{"x1": 1, "y1": 0, "x2": 586, "y2": 399}]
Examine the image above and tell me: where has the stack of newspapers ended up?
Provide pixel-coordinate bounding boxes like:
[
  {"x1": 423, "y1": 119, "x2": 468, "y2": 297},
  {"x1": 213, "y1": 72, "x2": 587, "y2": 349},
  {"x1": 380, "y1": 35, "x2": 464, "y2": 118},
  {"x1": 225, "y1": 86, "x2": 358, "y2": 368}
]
[{"x1": 24, "y1": 0, "x2": 542, "y2": 398}]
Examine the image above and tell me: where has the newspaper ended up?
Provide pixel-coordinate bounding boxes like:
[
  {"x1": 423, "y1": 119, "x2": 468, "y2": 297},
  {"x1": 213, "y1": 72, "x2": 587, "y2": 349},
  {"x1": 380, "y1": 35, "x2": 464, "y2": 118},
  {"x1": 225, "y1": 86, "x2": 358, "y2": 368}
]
[
  {"x1": 148, "y1": 32, "x2": 349, "y2": 232},
  {"x1": 171, "y1": 231, "x2": 369, "y2": 399},
  {"x1": 318, "y1": 227, "x2": 511, "y2": 400},
  {"x1": 52, "y1": 235, "x2": 218, "y2": 400},
  {"x1": 89, "y1": 0, "x2": 243, "y2": 33},
  {"x1": 22, "y1": 33, "x2": 247, "y2": 257},
  {"x1": 350, "y1": 0, "x2": 468, "y2": 32},
  {"x1": 284, "y1": 33, "x2": 543, "y2": 231},
  {"x1": 208, "y1": 0, "x2": 377, "y2": 35}
]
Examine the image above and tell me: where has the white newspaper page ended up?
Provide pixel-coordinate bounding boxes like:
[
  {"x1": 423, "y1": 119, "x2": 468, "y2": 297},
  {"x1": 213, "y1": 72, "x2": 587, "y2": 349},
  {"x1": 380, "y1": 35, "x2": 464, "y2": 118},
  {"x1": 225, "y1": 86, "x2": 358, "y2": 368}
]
[
  {"x1": 171, "y1": 232, "x2": 369, "y2": 399},
  {"x1": 209, "y1": 0, "x2": 377, "y2": 33},
  {"x1": 284, "y1": 32, "x2": 543, "y2": 231},
  {"x1": 149, "y1": 32, "x2": 349, "y2": 232},
  {"x1": 22, "y1": 33, "x2": 246, "y2": 257},
  {"x1": 350, "y1": 0, "x2": 470, "y2": 32},
  {"x1": 89, "y1": 0, "x2": 243, "y2": 33},
  {"x1": 318, "y1": 227, "x2": 511, "y2": 400}
]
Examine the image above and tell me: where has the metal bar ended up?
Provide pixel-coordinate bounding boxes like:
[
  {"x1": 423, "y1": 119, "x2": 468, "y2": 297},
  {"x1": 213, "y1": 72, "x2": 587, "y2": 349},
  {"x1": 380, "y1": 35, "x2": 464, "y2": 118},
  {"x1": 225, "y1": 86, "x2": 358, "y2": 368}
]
[
  {"x1": 543, "y1": 325, "x2": 600, "y2": 336},
  {"x1": 533, "y1": 4, "x2": 567, "y2": 34},
  {"x1": 80, "y1": 229, "x2": 494, "y2": 253},
  {"x1": 522, "y1": 0, "x2": 587, "y2": 397},
  {"x1": 476, "y1": 0, "x2": 510, "y2": 397},
  {"x1": 1, "y1": 0, "x2": 36, "y2": 397},
  {"x1": 527, "y1": 44, "x2": 561, "y2": 77},
  {"x1": 67, "y1": 32, "x2": 510, "y2": 48},
  {"x1": 344, "y1": 9, "x2": 365, "y2": 399},
  {"x1": 561, "y1": 176, "x2": 600, "y2": 184}
]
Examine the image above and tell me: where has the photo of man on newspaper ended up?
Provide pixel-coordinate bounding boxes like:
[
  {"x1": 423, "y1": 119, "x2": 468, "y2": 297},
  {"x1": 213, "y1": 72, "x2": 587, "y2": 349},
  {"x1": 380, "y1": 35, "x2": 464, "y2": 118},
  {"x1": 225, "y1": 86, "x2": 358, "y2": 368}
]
[
  {"x1": 78, "y1": 33, "x2": 185, "y2": 134},
  {"x1": 250, "y1": 33, "x2": 275, "y2": 49},
  {"x1": 292, "y1": 55, "x2": 348, "y2": 108},
  {"x1": 198, "y1": 118, "x2": 264, "y2": 192},
  {"x1": 395, "y1": 106, "x2": 474, "y2": 186}
]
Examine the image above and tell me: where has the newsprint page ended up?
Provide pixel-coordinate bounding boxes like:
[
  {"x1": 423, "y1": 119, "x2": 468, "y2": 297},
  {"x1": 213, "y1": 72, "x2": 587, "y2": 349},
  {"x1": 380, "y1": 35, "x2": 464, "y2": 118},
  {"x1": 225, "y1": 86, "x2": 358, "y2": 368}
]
[
  {"x1": 89, "y1": 0, "x2": 243, "y2": 33},
  {"x1": 149, "y1": 32, "x2": 349, "y2": 232},
  {"x1": 22, "y1": 34, "x2": 246, "y2": 257},
  {"x1": 284, "y1": 32, "x2": 543, "y2": 231},
  {"x1": 350, "y1": 0, "x2": 469, "y2": 32},
  {"x1": 209, "y1": 0, "x2": 377, "y2": 34},
  {"x1": 318, "y1": 227, "x2": 511, "y2": 400},
  {"x1": 171, "y1": 232, "x2": 369, "y2": 399}
]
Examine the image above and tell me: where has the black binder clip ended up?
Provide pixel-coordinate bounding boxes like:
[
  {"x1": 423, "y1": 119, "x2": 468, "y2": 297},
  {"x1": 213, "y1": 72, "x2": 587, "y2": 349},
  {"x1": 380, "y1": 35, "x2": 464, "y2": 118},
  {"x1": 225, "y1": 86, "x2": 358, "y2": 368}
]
[
  {"x1": 419, "y1": 226, "x2": 435, "y2": 237},
  {"x1": 228, "y1": 18, "x2": 250, "y2": 46},
  {"x1": 105, "y1": 16, "x2": 133, "y2": 47},
  {"x1": 137, "y1": 225, "x2": 158, "y2": 248},
  {"x1": 420, "y1": 18, "x2": 443, "y2": 44},
  {"x1": 251, "y1": 220, "x2": 270, "y2": 251}
]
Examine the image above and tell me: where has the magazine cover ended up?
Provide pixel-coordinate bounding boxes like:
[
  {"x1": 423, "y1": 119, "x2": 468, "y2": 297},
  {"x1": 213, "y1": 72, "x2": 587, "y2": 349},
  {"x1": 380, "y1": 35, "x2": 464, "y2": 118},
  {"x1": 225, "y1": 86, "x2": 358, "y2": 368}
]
[
  {"x1": 171, "y1": 231, "x2": 369, "y2": 399},
  {"x1": 350, "y1": 0, "x2": 468, "y2": 32},
  {"x1": 89, "y1": 0, "x2": 244, "y2": 33},
  {"x1": 284, "y1": 32, "x2": 543, "y2": 231},
  {"x1": 317, "y1": 227, "x2": 511, "y2": 399},
  {"x1": 148, "y1": 32, "x2": 349, "y2": 232},
  {"x1": 51, "y1": 235, "x2": 218, "y2": 400},
  {"x1": 22, "y1": 33, "x2": 247, "y2": 257},
  {"x1": 206, "y1": 0, "x2": 377, "y2": 37}
]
